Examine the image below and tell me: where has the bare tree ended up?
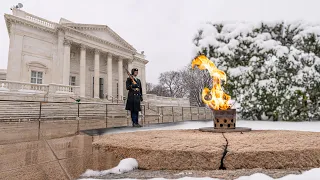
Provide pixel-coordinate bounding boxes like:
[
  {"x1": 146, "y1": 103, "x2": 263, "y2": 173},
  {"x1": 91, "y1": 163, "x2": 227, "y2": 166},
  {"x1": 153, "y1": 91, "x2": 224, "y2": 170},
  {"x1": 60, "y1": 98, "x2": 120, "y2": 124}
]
[
  {"x1": 159, "y1": 71, "x2": 186, "y2": 98},
  {"x1": 146, "y1": 82, "x2": 154, "y2": 93},
  {"x1": 149, "y1": 84, "x2": 170, "y2": 97},
  {"x1": 181, "y1": 66, "x2": 211, "y2": 107}
]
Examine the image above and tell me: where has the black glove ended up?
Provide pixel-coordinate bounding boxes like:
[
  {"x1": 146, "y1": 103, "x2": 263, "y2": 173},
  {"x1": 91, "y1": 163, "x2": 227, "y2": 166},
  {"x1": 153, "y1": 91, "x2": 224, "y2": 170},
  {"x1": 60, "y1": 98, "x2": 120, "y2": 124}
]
[{"x1": 140, "y1": 96, "x2": 143, "y2": 102}]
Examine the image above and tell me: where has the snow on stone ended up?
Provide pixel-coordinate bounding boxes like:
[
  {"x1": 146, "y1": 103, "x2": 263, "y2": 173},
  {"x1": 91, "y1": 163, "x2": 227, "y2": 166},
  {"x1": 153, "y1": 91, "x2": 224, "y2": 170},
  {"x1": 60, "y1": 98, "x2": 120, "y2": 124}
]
[
  {"x1": 150, "y1": 178, "x2": 219, "y2": 180},
  {"x1": 235, "y1": 168, "x2": 320, "y2": 180},
  {"x1": 81, "y1": 158, "x2": 138, "y2": 177},
  {"x1": 78, "y1": 168, "x2": 320, "y2": 180}
]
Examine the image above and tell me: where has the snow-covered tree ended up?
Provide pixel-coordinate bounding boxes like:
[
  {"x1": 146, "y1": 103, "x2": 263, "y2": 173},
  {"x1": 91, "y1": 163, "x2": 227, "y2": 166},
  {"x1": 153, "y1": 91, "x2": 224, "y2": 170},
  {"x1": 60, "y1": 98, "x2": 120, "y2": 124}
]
[{"x1": 193, "y1": 21, "x2": 320, "y2": 121}]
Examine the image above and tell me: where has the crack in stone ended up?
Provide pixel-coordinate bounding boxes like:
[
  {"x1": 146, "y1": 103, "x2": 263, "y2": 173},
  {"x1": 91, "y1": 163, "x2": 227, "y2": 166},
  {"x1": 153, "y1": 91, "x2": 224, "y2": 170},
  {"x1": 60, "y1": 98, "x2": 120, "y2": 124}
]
[{"x1": 219, "y1": 133, "x2": 228, "y2": 170}]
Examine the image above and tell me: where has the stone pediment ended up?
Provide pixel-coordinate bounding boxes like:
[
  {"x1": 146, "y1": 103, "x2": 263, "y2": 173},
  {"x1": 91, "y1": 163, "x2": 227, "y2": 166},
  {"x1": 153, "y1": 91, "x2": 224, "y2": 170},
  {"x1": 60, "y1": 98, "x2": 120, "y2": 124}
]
[{"x1": 62, "y1": 23, "x2": 136, "y2": 51}]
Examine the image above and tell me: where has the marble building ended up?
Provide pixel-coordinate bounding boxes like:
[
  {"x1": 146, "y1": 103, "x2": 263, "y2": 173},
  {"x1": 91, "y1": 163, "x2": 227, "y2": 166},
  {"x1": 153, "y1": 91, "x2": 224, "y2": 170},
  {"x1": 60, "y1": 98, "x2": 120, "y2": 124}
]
[
  {"x1": 1, "y1": 8, "x2": 189, "y2": 106},
  {"x1": 3, "y1": 8, "x2": 147, "y2": 100}
]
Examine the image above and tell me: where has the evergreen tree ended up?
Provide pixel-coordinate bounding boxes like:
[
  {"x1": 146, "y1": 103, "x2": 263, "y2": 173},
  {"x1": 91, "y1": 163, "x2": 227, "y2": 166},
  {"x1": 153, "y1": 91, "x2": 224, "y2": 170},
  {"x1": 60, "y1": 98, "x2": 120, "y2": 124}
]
[{"x1": 193, "y1": 21, "x2": 320, "y2": 121}]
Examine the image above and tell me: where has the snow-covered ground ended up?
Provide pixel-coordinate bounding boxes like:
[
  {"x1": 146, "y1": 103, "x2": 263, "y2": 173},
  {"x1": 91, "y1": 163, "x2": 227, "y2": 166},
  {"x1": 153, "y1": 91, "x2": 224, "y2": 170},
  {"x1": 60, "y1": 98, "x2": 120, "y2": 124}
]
[{"x1": 80, "y1": 120, "x2": 320, "y2": 180}]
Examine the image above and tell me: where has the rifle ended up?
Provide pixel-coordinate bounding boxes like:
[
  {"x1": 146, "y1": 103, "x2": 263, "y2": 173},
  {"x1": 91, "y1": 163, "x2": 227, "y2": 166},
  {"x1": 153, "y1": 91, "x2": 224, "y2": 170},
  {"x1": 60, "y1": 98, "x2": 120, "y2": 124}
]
[
  {"x1": 124, "y1": 67, "x2": 137, "y2": 85},
  {"x1": 123, "y1": 66, "x2": 141, "y2": 92}
]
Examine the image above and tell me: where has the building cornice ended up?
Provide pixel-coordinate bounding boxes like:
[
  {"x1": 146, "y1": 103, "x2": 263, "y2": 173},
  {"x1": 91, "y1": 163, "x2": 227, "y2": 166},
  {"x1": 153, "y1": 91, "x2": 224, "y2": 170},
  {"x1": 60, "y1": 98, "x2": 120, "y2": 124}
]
[
  {"x1": 134, "y1": 57, "x2": 149, "y2": 64},
  {"x1": 4, "y1": 14, "x2": 56, "y2": 35},
  {"x1": 62, "y1": 23, "x2": 136, "y2": 51},
  {"x1": 4, "y1": 13, "x2": 138, "y2": 56},
  {"x1": 61, "y1": 25, "x2": 136, "y2": 54}
]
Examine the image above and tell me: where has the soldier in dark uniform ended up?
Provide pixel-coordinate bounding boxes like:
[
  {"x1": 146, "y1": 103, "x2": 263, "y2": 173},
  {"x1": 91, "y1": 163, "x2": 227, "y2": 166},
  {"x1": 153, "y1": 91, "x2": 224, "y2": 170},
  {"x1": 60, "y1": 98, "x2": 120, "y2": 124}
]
[{"x1": 125, "y1": 68, "x2": 143, "y2": 127}]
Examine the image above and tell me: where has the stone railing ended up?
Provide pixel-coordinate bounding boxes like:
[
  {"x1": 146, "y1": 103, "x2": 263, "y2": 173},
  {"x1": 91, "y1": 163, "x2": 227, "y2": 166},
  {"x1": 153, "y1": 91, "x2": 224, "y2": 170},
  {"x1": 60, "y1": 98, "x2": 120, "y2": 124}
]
[
  {"x1": 48, "y1": 83, "x2": 80, "y2": 95},
  {"x1": 12, "y1": 8, "x2": 56, "y2": 29},
  {"x1": 0, "y1": 80, "x2": 48, "y2": 93},
  {"x1": 134, "y1": 53, "x2": 146, "y2": 59},
  {"x1": 0, "y1": 80, "x2": 79, "y2": 96},
  {"x1": 145, "y1": 94, "x2": 190, "y2": 106}
]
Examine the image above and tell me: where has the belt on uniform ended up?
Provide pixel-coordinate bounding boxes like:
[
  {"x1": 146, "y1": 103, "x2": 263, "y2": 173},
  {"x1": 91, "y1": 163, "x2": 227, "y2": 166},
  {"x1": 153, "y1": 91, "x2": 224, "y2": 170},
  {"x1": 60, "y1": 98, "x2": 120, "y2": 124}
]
[{"x1": 133, "y1": 94, "x2": 140, "y2": 96}]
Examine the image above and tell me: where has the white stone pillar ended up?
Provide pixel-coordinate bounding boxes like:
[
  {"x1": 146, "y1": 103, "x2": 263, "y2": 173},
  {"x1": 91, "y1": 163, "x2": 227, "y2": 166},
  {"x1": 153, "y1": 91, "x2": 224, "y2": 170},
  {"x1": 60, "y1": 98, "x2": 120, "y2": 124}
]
[
  {"x1": 107, "y1": 53, "x2": 113, "y2": 100},
  {"x1": 94, "y1": 49, "x2": 100, "y2": 98},
  {"x1": 63, "y1": 39, "x2": 71, "y2": 85},
  {"x1": 50, "y1": 29, "x2": 64, "y2": 84},
  {"x1": 127, "y1": 60, "x2": 133, "y2": 72},
  {"x1": 142, "y1": 66, "x2": 146, "y2": 95},
  {"x1": 79, "y1": 44, "x2": 86, "y2": 97},
  {"x1": 118, "y1": 57, "x2": 123, "y2": 100},
  {"x1": 6, "y1": 31, "x2": 23, "y2": 81}
]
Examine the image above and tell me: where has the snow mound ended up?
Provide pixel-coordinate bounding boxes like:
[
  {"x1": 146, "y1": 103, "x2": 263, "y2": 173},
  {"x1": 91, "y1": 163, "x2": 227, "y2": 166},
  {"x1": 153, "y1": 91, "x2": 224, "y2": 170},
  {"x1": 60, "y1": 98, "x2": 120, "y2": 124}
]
[
  {"x1": 235, "y1": 168, "x2": 320, "y2": 180},
  {"x1": 78, "y1": 168, "x2": 320, "y2": 180},
  {"x1": 81, "y1": 158, "x2": 138, "y2": 177}
]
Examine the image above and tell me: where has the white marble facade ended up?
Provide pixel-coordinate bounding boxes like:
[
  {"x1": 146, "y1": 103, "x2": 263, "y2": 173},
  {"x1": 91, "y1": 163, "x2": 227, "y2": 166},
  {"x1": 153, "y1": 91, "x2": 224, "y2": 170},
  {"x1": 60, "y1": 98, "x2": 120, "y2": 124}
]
[{"x1": 3, "y1": 8, "x2": 148, "y2": 100}]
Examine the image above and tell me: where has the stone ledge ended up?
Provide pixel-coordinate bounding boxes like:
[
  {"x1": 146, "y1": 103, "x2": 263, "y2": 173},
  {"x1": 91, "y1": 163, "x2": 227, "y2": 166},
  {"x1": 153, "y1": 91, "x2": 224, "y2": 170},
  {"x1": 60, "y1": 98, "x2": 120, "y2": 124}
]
[
  {"x1": 93, "y1": 130, "x2": 226, "y2": 170},
  {"x1": 94, "y1": 130, "x2": 320, "y2": 170},
  {"x1": 224, "y1": 130, "x2": 320, "y2": 169}
]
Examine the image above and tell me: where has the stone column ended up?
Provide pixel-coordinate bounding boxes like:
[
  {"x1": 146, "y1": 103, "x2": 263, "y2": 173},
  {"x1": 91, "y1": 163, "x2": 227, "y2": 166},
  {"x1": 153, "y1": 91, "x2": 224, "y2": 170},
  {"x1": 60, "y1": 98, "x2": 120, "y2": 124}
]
[
  {"x1": 6, "y1": 31, "x2": 23, "y2": 81},
  {"x1": 50, "y1": 29, "x2": 64, "y2": 84},
  {"x1": 79, "y1": 44, "x2": 86, "y2": 97},
  {"x1": 63, "y1": 39, "x2": 71, "y2": 85},
  {"x1": 94, "y1": 49, "x2": 100, "y2": 98},
  {"x1": 118, "y1": 57, "x2": 123, "y2": 100},
  {"x1": 127, "y1": 60, "x2": 133, "y2": 72},
  {"x1": 142, "y1": 66, "x2": 146, "y2": 95},
  {"x1": 107, "y1": 53, "x2": 113, "y2": 99}
]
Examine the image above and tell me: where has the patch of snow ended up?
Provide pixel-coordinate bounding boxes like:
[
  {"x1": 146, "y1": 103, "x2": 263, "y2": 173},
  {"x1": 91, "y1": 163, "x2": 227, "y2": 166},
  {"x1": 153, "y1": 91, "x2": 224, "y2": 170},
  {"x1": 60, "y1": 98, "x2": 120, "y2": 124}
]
[
  {"x1": 235, "y1": 173, "x2": 274, "y2": 180},
  {"x1": 258, "y1": 78, "x2": 277, "y2": 87},
  {"x1": 18, "y1": 89, "x2": 43, "y2": 94},
  {"x1": 228, "y1": 66, "x2": 252, "y2": 77},
  {"x1": 78, "y1": 168, "x2": 320, "y2": 180},
  {"x1": 0, "y1": 87, "x2": 9, "y2": 92},
  {"x1": 151, "y1": 178, "x2": 219, "y2": 180},
  {"x1": 235, "y1": 168, "x2": 320, "y2": 180},
  {"x1": 81, "y1": 158, "x2": 138, "y2": 177}
]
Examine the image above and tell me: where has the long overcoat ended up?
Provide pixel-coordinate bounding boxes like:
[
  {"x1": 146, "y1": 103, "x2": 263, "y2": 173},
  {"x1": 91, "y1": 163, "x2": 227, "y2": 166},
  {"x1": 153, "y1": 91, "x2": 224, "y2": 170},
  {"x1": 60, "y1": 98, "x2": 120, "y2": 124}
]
[{"x1": 125, "y1": 77, "x2": 142, "y2": 112}]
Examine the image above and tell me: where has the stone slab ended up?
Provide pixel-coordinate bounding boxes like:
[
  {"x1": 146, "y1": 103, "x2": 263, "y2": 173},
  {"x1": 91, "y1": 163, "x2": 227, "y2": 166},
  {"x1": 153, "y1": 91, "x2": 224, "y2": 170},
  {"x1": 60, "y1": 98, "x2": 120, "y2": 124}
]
[
  {"x1": 0, "y1": 140, "x2": 56, "y2": 172},
  {"x1": 93, "y1": 130, "x2": 226, "y2": 170},
  {"x1": 199, "y1": 127, "x2": 251, "y2": 133},
  {"x1": 94, "y1": 130, "x2": 320, "y2": 171},
  {"x1": 0, "y1": 161, "x2": 68, "y2": 180},
  {"x1": 224, "y1": 130, "x2": 320, "y2": 169}
]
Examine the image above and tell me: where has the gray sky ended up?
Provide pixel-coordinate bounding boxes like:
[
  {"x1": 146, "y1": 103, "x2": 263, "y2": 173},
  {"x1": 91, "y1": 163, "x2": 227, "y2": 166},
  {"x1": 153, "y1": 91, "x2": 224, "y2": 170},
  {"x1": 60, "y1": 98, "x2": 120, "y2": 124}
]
[{"x1": 1, "y1": 0, "x2": 319, "y2": 84}]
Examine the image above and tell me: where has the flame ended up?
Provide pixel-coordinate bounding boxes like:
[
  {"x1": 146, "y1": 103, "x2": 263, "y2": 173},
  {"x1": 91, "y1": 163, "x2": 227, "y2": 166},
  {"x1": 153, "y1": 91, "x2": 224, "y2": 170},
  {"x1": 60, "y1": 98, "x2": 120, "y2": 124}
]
[{"x1": 191, "y1": 55, "x2": 231, "y2": 110}]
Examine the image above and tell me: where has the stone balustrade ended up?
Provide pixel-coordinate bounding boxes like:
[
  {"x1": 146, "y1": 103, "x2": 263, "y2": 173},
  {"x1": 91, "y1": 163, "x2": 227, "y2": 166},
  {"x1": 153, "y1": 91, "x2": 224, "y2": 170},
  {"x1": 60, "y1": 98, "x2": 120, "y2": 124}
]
[
  {"x1": 0, "y1": 80, "x2": 48, "y2": 93},
  {"x1": 145, "y1": 94, "x2": 190, "y2": 106},
  {"x1": 12, "y1": 8, "x2": 56, "y2": 29},
  {"x1": 48, "y1": 83, "x2": 80, "y2": 95},
  {"x1": 0, "y1": 80, "x2": 79, "y2": 96}
]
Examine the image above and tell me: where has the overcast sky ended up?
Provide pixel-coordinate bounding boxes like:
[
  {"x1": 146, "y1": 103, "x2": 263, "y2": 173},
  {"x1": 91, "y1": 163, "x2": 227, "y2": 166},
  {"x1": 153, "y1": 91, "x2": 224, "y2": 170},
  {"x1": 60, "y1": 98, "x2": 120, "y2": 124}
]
[{"x1": 0, "y1": 0, "x2": 319, "y2": 83}]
